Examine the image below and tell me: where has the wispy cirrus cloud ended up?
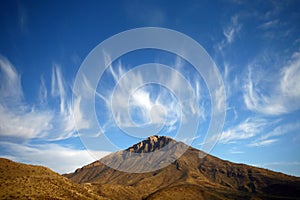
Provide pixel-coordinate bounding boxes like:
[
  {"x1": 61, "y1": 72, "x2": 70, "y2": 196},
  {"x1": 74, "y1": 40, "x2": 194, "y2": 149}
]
[
  {"x1": 249, "y1": 121, "x2": 300, "y2": 147},
  {"x1": 0, "y1": 56, "x2": 52, "y2": 140},
  {"x1": 243, "y1": 51, "x2": 300, "y2": 115},
  {"x1": 280, "y1": 52, "x2": 300, "y2": 101},
  {"x1": 0, "y1": 104, "x2": 52, "y2": 140},
  {"x1": 248, "y1": 139, "x2": 278, "y2": 147},
  {"x1": 228, "y1": 147, "x2": 244, "y2": 154},
  {"x1": 258, "y1": 19, "x2": 280, "y2": 30},
  {"x1": 0, "y1": 55, "x2": 89, "y2": 141},
  {"x1": 93, "y1": 52, "x2": 204, "y2": 135},
  {"x1": 262, "y1": 121, "x2": 300, "y2": 141},
  {"x1": 0, "y1": 55, "x2": 99, "y2": 172},
  {"x1": 216, "y1": 15, "x2": 242, "y2": 53},
  {"x1": 0, "y1": 56, "x2": 23, "y2": 101},
  {"x1": 223, "y1": 15, "x2": 241, "y2": 44},
  {"x1": 0, "y1": 141, "x2": 110, "y2": 173},
  {"x1": 39, "y1": 75, "x2": 48, "y2": 104},
  {"x1": 51, "y1": 65, "x2": 67, "y2": 113},
  {"x1": 218, "y1": 118, "x2": 267, "y2": 144}
]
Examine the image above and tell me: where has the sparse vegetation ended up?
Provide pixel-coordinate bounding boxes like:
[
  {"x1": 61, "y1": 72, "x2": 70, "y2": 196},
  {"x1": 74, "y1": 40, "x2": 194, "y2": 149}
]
[{"x1": 0, "y1": 158, "x2": 107, "y2": 199}]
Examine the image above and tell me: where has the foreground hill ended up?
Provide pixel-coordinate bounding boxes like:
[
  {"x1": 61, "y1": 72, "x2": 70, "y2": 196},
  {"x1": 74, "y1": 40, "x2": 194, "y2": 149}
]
[
  {"x1": 66, "y1": 135, "x2": 300, "y2": 200},
  {"x1": 0, "y1": 158, "x2": 107, "y2": 199}
]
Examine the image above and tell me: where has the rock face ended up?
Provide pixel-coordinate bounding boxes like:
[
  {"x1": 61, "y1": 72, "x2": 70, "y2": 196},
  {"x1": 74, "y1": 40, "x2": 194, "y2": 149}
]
[
  {"x1": 65, "y1": 135, "x2": 300, "y2": 200},
  {"x1": 126, "y1": 135, "x2": 172, "y2": 153}
]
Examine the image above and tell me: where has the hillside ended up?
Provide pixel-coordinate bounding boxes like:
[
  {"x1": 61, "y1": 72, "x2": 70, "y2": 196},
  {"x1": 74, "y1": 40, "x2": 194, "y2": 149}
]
[
  {"x1": 0, "y1": 158, "x2": 107, "y2": 199},
  {"x1": 1, "y1": 135, "x2": 299, "y2": 199},
  {"x1": 66, "y1": 135, "x2": 300, "y2": 200}
]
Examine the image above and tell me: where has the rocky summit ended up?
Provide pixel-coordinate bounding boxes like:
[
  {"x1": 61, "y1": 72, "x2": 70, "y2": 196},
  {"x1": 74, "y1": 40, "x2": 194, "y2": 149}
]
[{"x1": 125, "y1": 135, "x2": 173, "y2": 153}]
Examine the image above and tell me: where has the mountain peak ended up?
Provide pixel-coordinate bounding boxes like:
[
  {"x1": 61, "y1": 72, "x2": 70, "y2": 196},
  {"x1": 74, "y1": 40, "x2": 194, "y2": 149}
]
[
  {"x1": 126, "y1": 135, "x2": 174, "y2": 153},
  {"x1": 66, "y1": 134, "x2": 300, "y2": 200}
]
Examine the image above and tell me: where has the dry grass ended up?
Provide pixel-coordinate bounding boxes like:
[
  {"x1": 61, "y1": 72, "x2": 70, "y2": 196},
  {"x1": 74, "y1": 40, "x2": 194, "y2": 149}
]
[{"x1": 0, "y1": 158, "x2": 107, "y2": 199}]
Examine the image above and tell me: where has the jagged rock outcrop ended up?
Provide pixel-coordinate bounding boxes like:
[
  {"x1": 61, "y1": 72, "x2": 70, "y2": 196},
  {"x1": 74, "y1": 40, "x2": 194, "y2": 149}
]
[{"x1": 126, "y1": 135, "x2": 172, "y2": 153}]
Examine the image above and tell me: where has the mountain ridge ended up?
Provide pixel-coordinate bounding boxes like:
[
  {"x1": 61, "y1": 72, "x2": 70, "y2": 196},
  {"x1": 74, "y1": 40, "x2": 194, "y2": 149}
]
[{"x1": 65, "y1": 135, "x2": 300, "y2": 200}]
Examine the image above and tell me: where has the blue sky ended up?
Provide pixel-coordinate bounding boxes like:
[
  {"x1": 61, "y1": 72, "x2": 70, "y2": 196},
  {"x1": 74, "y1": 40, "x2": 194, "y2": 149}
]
[{"x1": 0, "y1": 0, "x2": 300, "y2": 176}]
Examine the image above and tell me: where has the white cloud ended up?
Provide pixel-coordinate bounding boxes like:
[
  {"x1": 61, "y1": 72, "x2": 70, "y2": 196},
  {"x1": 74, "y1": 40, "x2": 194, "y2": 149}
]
[
  {"x1": 0, "y1": 141, "x2": 110, "y2": 174},
  {"x1": 228, "y1": 148, "x2": 244, "y2": 154},
  {"x1": 70, "y1": 96, "x2": 90, "y2": 131},
  {"x1": 0, "y1": 56, "x2": 100, "y2": 172},
  {"x1": 248, "y1": 139, "x2": 278, "y2": 147},
  {"x1": 249, "y1": 121, "x2": 300, "y2": 147},
  {"x1": 47, "y1": 65, "x2": 90, "y2": 141},
  {"x1": 96, "y1": 54, "x2": 205, "y2": 135},
  {"x1": 0, "y1": 105, "x2": 53, "y2": 140},
  {"x1": 51, "y1": 65, "x2": 66, "y2": 113},
  {"x1": 215, "y1": 84, "x2": 226, "y2": 113},
  {"x1": 223, "y1": 15, "x2": 241, "y2": 44},
  {"x1": 0, "y1": 55, "x2": 23, "y2": 101},
  {"x1": 219, "y1": 118, "x2": 267, "y2": 144},
  {"x1": 243, "y1": 52, "x2": 300, "y2": 115},
  {"x1": 258, "y1": 20, "x2": 280, "y2": 30},
  {"x1": 39, "y1": 75, "x2": 48, "y2": 104},
  {"x1": 280, "y1": 52, "x2": 300, "y2": 99},
  {"x1": 262, "y1": 121, "x2": 300, "y2": 141},
  {"x1": 0, "y1": 55, "x2": 88, "y2": 141},
  {"x1": 0, "y1": 56, "x2": 53, "y2": 140}
]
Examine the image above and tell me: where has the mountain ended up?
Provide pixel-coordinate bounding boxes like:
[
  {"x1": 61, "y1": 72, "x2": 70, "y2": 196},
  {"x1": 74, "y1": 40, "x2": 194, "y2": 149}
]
[
  {"x1": 1, "y1": 136, "x2": 299, "y2": 199},
  {"x1": 0, "y1": 158, "x2": 107, "y2": 199},
  {"x1": 65, "y1": 135, "x2": 300, "y2": 200}
]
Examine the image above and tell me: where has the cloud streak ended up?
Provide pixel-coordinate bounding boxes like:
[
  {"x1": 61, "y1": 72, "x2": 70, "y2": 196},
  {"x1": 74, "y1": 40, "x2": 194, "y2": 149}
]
[
  {"x1": 51, "y1": 65, "x2": 66, "y2": 113},
  {"x1": 0, "y1": 141, "x2": 110, "y2": 173},
  {"x1": 243, "y1": 52, "x2": 300, "y2": 115},
  {"x1": 0, "y1": 55, "x2": 89, "y2": 141},
  {"x1": 94, "y1": 53, "x2": 204, "y2": 135},
  {"x1": 0, "y1": 56, "x2": 52, "y2": 140},
  {"x1": 0, "y1": 55, "x2": 108, "y2": 173},
  {"x1": 219, "y1": 118, "x2": 267, "y2": 144},
  {"x1": 249, "y1": 121, "x2": 300, "y2": 147},
  {"x1": 223, "y1": 15, "x2": 241, "y2": 44},
  {"x1": 248, "y1": 139, "x2": 278, "y2": 147},
  {"x1": 0, "y1": 56, "x2": 23, "y2": 101}
]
